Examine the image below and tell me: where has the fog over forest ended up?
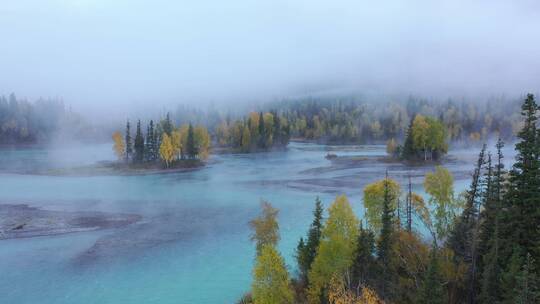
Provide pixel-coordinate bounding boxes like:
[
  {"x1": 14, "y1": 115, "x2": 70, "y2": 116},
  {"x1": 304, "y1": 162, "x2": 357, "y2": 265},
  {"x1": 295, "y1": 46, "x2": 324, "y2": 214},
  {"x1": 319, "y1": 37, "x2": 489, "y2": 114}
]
[
  {"x1": 3, "y1": 2, "x2": 540, "y2": 304},
  {"x1": 1, "y1": 0, "x2": 540, "y2": 116}
]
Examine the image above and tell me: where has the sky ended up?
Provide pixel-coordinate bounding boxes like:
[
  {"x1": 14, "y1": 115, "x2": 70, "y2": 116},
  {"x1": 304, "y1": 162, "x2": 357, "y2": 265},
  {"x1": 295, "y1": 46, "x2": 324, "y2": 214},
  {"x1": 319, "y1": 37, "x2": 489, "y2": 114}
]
[{"x1": 1, "y1": 0, "x2": 540, "y2": 112}]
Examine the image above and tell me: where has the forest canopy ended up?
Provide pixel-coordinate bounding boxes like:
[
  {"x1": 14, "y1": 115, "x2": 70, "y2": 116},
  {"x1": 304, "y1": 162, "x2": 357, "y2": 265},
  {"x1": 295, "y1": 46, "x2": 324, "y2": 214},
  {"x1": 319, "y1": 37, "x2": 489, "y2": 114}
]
[{"x1": 241, "y1": 94, "x2": 540, "y2": 304}]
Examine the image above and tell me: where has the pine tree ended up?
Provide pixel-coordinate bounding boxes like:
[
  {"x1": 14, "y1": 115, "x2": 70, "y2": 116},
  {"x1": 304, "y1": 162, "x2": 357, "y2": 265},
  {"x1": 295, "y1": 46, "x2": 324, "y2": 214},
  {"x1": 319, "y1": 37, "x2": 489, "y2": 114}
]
[
  {"x1": 186, "y1": 123, "x2": 198, "y2": 159},
  {"x1": 125, "y1": 120, "x2": 133, "y2": 162},
  {"x1": 145, "y1": 120, "x2": 155, "y2": 162},
  {"x1": 258, "y1": 112, "x2": 265, "y2": 149},
  {"x1": 134, "y1": 119, "x2": 145, "y2": 163},
  {"x1": 501, "y1": 247, "x2": 524, "y2": 303},
  {"x1": 447, "y1": 145, "x2": 486, "y2": 304},
  {"x1": 153, "y1": 126, "x2": 160, "y2": 160},
  {"x1": 404, "y1": 173, "x2": 413, "y2": 233},
  {"x1": 478, "y1": 153, "x2": 494, "y2": 255},
  {"x1": 272, "y1": 110, "x2": 281, "y2": 146},
  {"x1": 352, "y1": 222, "x2": 377, "y2": 288},
  {"x1": 307, "y1": 195, "x2": 359, "y2": 304},
  {"x1": 377, "y1": 171, "x2": 396, "y2": 301},
  {"x1": 479, "y1": 149, "x2": 504, "y2": 303},
  {"x1": 468, "y1": 145, "x2": 487, "y2": 304},
  {"x1": 296, "y1": 237, "x2": 307, "y2": 280},
  {"x1": 296, "y1": 197, "x2": 324, "y2": 283},
  {"x1": 401, "y1": 117, "x2": 415, "y2": 160},
  {"x1": 418, "y1": 243, "x2": 445, "y2": 304},
  {"x1": 480, "y1": 240, "x2": 502, "y2": 303},
  {"x1": 502, "y1": 93, "x2": 540, "y2": 265},
  {"x1": 162, "y1": 112, "x2": 173, "y2": 136},
  {"x1": 513, "y1": 253, "x2": 539, "y2": 304}
]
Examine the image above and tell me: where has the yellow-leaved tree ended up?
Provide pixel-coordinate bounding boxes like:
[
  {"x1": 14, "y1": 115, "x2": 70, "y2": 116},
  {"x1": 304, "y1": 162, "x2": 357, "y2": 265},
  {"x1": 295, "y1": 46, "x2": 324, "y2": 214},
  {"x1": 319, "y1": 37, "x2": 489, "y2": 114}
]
[
  {"x1": 252, "y1": 244, "x2": 294, "y2": 304},
  {"x1": 112, "y1": 131, "x2": 125, "y2": 161},
  {"x1": 194, "y1": 126, "x2": 210, "y2": 160},
  {"x1": 424, "y1": 166, "x2": 459, "y2": 240},
  {"x1": 363, "y1": 179, "x2": 401, "y2": 232},
  {"x1": 249, "y1": 201, "x2": 279, "y2": 256},
  {"x1": 171, "y1": 129, "x2": 182, "y2": 161},
  {"x1": 328, "y1": 275, "x2": 384, "y2": 304},
  {"x1": 216, "y1": 122, "x2": 230, "y2": 146},
  {"x1": 393, "y1": 230, "x2": 430, "y2": 302},
  {"x1": 412, "y1": 114, "x2": 430, "y2": 160},
  {"x1": 178, "y1": 124, "x2": 189, "y2": 159},
  {"x1": 241, "y1": 125, "x2": 251, "y2": 152},
  {"x1": 159, "y1": 133, "x2": 174, "y2": 168},
  {"x1": 308, "y1": 195, "x2": 359, "y2": 303}
]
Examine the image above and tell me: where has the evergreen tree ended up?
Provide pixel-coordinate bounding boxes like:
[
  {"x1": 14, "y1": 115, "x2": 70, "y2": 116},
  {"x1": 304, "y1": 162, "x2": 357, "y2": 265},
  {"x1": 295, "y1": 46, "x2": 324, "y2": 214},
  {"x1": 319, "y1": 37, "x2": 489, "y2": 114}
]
[
  {"x1": 258, "y1": 112, "x2": 265, "y2": 149},
  {"x1": 418, "y1": 243, "x2": 444, "y2": 304},
  {"x1": 125, "y1": 120, "x2": 133, "y2": 162},
  {"x1": 296, "y1": 197, "x2": 324, "y2": 283},
  {"x1": 377, "y1": 171, "x2": 397, "y2": 301},
  {"x1": 480, "y1": 241, "x2": 502, "y2": 303},
  {"x1": 501, "y1": 247, "x2": 525, "y2": 303},
  {"x1": 479, "y1": 150, "x2": 504, "y2": 303},
  {"x1": 272, "y1": 110, "x2": 281, "y2": 146},
  {"x1": 352, "y1": 222, "x2": 377, "y2": 288},
  {"x1": 153, "y1": 126, "x2": 160, "y2": 160},
  {"x1": 479, "y1": 139, "x2": 505, "y2": 303},
  {"x1": 296, "y1": 237, "x2": 307, "y2": 280},
  {"x1": 447, "y1": 145, "x2": 487, "y2": 304},
  {"x1": 401, "y1": 117, "x2": 415, "y2": 160},
  {"x1": 478, "y1": 153, "x2": 494, "y2": 256},
  {"x1": 145, "y1": 124, "x2": 151, "y2": 161},
  {"x1": 307, "y1": 195, "x2": 359, "y2": 304},
  {"x1": 162, "y1": 112, "x2": 173, "y2": 136},
  {"x1": 134, "y1": 119, "x2": 145, "y2": 163},
  {"x1": 502, "y1": 93, "x2": 540, "y2": 264},
  {"x1": 406, "y1": 173, "x2": 413, "y2": 232},
  {"x1": 186, "y1": 123, "x2": 198, "y2": 159},
  {"x1": 479, "y1": 139, "x2": 506, "y2": 303},
  {"x1": 513, "y1": 253, "x2": 539, "y2": 304},
  {"x1": 145, "y1": 120, "x2": 155, "y2": 161},
  {"x1": 468, "y1": 145, "x2": 487, "y2": 303}
]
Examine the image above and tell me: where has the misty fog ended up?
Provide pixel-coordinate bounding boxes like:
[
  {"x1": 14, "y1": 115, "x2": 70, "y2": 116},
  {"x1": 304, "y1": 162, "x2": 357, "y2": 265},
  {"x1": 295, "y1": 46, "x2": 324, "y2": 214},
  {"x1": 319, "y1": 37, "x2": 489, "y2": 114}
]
[
  {"x1": 2, "y1": 2, "x2": 540, "y2": 304},
  {"x1": 1, "y1": 0, "x2": 540, "y2": 115}
]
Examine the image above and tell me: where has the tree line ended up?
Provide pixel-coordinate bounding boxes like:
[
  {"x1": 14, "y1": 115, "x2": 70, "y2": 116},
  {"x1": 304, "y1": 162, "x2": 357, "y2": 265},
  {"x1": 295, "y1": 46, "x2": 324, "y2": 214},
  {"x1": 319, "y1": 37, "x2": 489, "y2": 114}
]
[
  {"x1": 112, "y1": 113, "x2": 210, "y2": 168},
  {"x1": 215, "y1": 111, "x2": 290, "y2": 152},
  {"x1": 267, "y1": 95, "x2": 522, "y2": 145},
  {"x1": 0, "y1": 93, "x2": 93, "y2": 144},
  {"x1": 239, "y1": 94, "x2": 540, "y2": 304}
]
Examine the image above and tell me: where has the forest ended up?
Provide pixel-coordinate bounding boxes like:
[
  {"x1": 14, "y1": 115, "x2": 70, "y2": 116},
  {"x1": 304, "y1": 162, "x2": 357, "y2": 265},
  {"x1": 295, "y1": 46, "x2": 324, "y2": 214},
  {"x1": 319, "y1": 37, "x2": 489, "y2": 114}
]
[
  {"x1": 262, "y1": 95, "x2": 521, "y2": 145},
  {"x1": 240, "y1": 94, "x2": 540, "y2": 304},
  {"x1": 112, "y1": 113, "x2": 210, "y2": 168},
  {"x1": 215, "y1": 111, "x2": 291, "y2": 152},
  {"x1": 3, "y1": 92, "x2": 524, "y2": 153},
  {"x1": 0, "y1": 93, "x2": 95, "y2": 144}
]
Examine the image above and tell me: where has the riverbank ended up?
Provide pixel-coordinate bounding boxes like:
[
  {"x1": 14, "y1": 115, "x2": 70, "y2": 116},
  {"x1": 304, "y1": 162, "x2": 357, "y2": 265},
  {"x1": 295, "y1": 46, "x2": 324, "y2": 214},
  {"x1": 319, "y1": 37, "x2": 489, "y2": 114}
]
[{"x1": 28, "y1": 159, "x2": 212, "y2": 177}]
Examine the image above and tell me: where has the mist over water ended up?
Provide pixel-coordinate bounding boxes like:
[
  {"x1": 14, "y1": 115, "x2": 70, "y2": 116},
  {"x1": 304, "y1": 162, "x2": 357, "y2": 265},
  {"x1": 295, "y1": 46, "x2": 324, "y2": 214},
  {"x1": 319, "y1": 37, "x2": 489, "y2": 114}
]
[{"x1": 0, "y1": 0, "x2": 536, "y2": 303}]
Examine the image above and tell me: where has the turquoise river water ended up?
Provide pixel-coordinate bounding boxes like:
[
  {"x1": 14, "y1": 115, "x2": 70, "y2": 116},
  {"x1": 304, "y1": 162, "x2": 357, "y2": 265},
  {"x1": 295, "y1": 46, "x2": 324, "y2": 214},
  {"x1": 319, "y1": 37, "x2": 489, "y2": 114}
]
[{"x1": 0, "y1": 142, "x2": 499, "y2": 303}]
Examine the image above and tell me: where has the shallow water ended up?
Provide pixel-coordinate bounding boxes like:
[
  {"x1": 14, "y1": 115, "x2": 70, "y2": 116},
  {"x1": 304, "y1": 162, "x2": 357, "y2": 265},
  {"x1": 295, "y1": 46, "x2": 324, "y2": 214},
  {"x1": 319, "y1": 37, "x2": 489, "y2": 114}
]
[{"x1": 0, "y1": 142, "x2": 509, "y2": 303}]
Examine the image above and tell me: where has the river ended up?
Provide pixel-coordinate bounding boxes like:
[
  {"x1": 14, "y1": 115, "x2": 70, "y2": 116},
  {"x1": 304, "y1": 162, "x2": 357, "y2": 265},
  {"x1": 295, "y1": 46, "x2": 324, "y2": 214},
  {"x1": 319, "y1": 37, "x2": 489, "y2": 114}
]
[{"x1": 0, "y1": 142, "x2": 507, "y2": 303}]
